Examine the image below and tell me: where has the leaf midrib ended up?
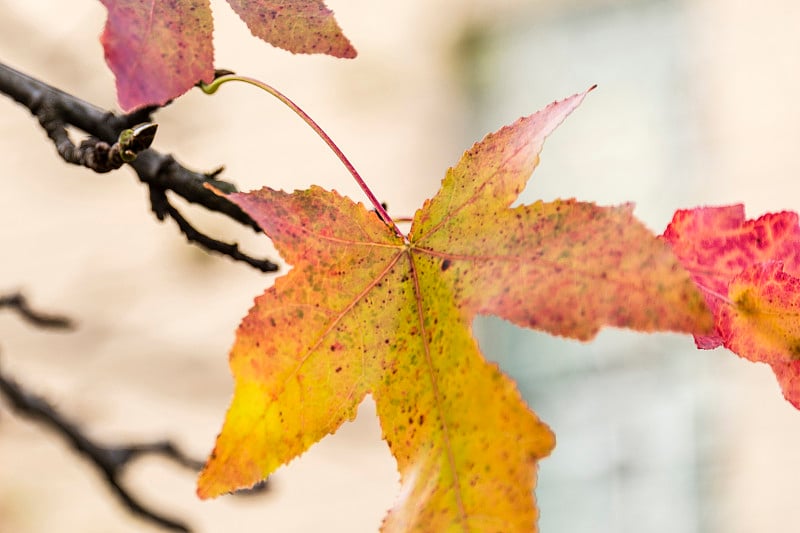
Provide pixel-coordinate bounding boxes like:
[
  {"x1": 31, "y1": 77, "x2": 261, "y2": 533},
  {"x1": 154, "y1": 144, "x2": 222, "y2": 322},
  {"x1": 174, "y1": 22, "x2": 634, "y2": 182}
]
[{"x1": 406, "y1": 249, "x2": 469, "y2": 530}]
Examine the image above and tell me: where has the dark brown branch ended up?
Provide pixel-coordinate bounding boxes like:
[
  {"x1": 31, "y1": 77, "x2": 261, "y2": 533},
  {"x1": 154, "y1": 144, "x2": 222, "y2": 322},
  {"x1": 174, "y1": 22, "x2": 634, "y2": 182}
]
[
  {"x1": 149, "y1": 187, "x2": 277, "y2": 272},
  {"x1": 0, "y1": 61, "x2": 277, "y2": 272},
  {"x1": 0, "y1": 363, "x2": 200, "y2": 532},
  {"x1": 0, "y1": 292, "x2": 73, "y2": 329},
  {"x1": 37, "y1": 98, "x2": 158, "y2": 173}
]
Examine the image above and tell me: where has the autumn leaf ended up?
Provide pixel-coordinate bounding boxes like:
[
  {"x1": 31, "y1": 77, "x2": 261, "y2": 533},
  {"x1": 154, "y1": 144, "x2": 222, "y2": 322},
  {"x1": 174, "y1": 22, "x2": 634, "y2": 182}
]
[
  {"x1": 100, "y1": 0, "x2": 215, "y2": 111},
  {"x1": 226, "y1": 0, "x2": 356, "y2": 59},
  {"x1": 197, "y1": 90, "x2": 712, "y2": 531},
  {"x1": 100, "y1": 0, "x2": 355, "y2": 111},
  {"x1": 663, "y1": 205, "x2": 800, "y2": 407}
]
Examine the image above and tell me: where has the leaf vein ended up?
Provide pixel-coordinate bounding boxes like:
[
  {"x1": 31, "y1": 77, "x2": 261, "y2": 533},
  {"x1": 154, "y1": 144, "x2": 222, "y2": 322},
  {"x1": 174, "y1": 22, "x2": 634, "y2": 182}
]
[
  {"x1": 286, "y1": 251, "x2": 405, "y2": 387},
  {"x1": 407, "y1": 251, "x2": 469, "y2": 530},
  {"x1": 415, "y1": 140, "x2": 531, "y2": 246}
]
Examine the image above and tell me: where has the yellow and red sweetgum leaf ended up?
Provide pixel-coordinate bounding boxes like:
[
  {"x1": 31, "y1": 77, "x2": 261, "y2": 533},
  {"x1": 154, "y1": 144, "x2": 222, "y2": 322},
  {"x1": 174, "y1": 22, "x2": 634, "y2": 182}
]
[
  {"x1": 226, "y1": 0, "x2": 357, "y2": 58},
  {"x1": 100, "y1": 0, "x2": 215, "y2": 111},
  {"x1": 663, "y1": 205, "x2": 800, "y2": 407},
  {"x1": 198, "y1": 90, "x2": 712, "y2": 531}
]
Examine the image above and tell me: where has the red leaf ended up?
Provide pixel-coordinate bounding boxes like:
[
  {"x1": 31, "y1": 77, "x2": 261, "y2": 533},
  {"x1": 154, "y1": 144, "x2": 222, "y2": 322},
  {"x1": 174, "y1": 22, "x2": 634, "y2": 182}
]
[
  {"x1": 100, "y1": 0, "x2": 215, "y2": 111},
  {"x1": 225, "y1": 0, "x2": 357, "y2": 58},
  {"x1": 663, "y1": 205, "x2": 800, "y2": 406}
]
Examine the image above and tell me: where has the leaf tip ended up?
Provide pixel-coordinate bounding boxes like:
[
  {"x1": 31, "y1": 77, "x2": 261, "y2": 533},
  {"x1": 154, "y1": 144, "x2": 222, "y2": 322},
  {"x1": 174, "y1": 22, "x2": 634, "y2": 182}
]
[
  {"x1": 334, "y1": 42, "x2": 358, "y2": 59},
  {"x1": 195, "y1": 465, "x2": 219, "y2": 500}
]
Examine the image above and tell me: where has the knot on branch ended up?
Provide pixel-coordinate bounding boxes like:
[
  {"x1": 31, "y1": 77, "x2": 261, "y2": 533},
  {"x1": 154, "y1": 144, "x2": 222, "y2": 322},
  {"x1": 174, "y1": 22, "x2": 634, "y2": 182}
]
[{"x1": 37, "y1": 101, "x2": 157, "y2": 173}]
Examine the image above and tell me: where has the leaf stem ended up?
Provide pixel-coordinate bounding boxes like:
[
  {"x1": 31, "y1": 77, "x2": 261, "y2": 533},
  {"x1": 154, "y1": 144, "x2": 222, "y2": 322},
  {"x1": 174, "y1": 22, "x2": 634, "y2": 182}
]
[{"x1": 199, "y1": 75, "x2": 405, "y2": 240}]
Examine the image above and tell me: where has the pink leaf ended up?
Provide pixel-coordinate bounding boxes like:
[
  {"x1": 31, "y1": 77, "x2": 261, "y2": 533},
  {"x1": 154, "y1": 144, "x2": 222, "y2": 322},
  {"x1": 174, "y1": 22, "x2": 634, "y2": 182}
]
[
  {"x1": 100, "y1": 0, "x2": 215, "y2": 111},
  {"x1": 225, "y1": 0, "x2": 356, "y2": 58}
]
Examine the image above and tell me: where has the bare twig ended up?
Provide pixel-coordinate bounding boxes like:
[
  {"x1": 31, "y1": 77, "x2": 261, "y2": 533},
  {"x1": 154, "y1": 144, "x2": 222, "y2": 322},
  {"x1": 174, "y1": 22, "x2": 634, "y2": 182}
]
[
  {"x1": 0, "y1": 61, "x2": 278, "y2": 272},
  {"x1": 0, "y1": 294, "x2": 268, "y2": 528},
  {"x1": 0, "y1": 292, "x2": 73, "y2": 329},
  {"x1": 0, "y1": 363, "x2": 200, "y2": 531},
  {"x1": 149, "y1": 187, "x2": 278, "y2": 271}
]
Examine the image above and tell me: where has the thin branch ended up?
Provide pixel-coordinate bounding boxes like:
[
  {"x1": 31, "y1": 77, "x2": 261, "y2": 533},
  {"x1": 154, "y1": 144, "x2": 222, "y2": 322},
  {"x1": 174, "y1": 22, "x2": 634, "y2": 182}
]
[
  {"x1": 36, "y1": 98, "x2": 158, "y2": 173},
  {"x1": 0, "y1": 363, "x2": 199, "y2": 532},
  {"x1": 0, "y1": 292, "x2": 73, "y2": 329},
  {"x1": 148, "y1": 186, "x2": 277, "y2": 272},
  {"x1": 0, "y1": 61, "x2": 277, "y2": 272}
]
